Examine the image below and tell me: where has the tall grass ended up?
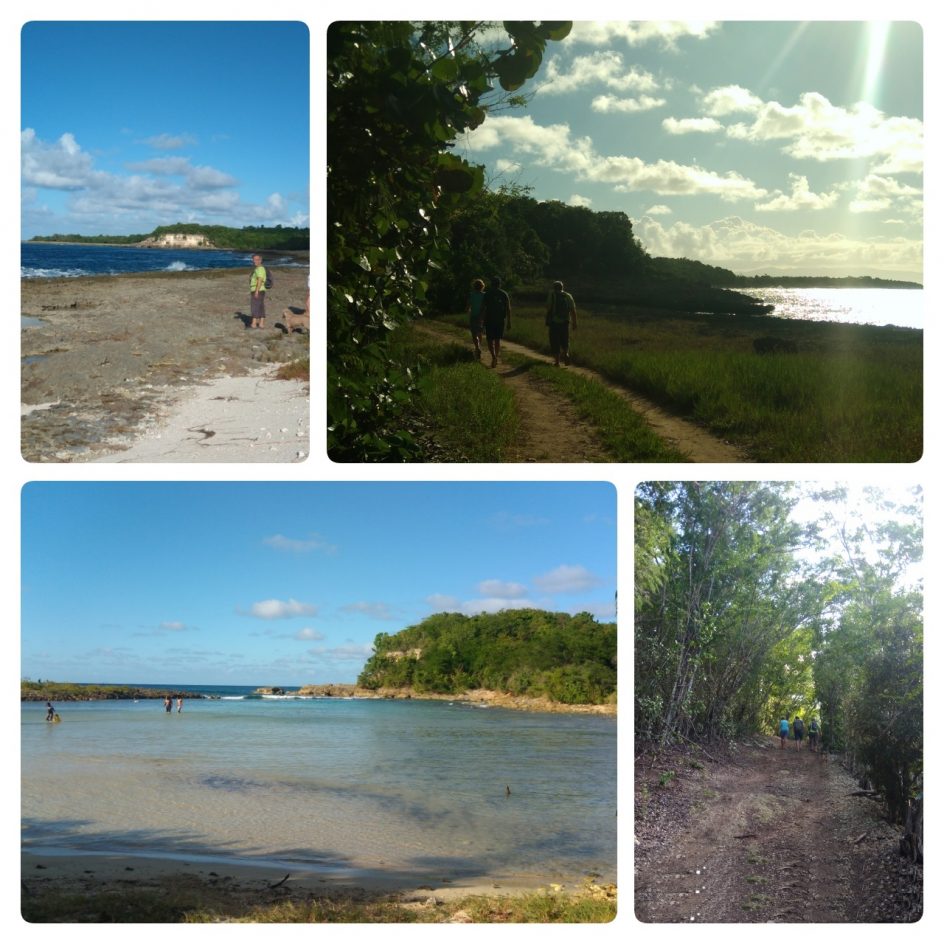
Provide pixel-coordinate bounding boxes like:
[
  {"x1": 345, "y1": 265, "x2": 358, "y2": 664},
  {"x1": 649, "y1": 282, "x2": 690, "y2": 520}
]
[
  {"x1": 393, "y1": 328, "x2": 519, "y2": 461},
  {"x1": 439, "y1": 302, "x2": 922, "y2": 462}
]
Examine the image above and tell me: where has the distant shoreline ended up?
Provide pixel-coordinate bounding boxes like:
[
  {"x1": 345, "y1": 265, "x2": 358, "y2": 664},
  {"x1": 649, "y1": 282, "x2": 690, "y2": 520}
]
[{"x1": 22, "y1": 682, "x2": 616, "y2": 715}]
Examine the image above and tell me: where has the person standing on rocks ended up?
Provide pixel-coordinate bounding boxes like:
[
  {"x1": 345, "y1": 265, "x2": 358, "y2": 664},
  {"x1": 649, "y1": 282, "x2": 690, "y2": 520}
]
[
  {"x1": 546, "y1": 280, "x2": 577, "y2": 366},
  {"x1": 249, "y1": 253, "x2": 268, "y2": 329},
  {"x1": 482, "y1": 275, "x2": 511, "y2": 368}
]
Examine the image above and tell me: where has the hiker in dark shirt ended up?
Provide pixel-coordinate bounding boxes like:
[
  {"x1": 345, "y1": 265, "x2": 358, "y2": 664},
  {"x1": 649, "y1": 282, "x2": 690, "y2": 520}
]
[
  {"x1": 546, "y1": 280, "x2": 577, "y2": 366},
  {"x1": 482, "y1": 276, "x2": 511, "y2": 368},
  {"x1": 793, "y1": 715, "x2": 804, "y2": 751}
]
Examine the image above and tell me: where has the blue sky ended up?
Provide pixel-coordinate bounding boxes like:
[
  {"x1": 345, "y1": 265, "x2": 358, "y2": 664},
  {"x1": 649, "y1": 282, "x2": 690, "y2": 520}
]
[
  {"x1": 459, "y1": 21, "x2": 923, "y2": 281},
  {"x1": 20, "y1": 21, "x2": 309, "y2": 238},
  {"x1": 21, "y1": 482, "x2": 617, "y2": 686}
]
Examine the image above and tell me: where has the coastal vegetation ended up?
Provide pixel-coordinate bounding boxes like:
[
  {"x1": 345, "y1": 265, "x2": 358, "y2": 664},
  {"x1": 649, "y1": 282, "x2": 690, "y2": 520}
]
[
  {"x1": 21, "y1": 680, "x2": 196, "y2": 701},
  {"x1": 435, "y1": 298, "x2": 922, "y2": 462},
  {"x1": 358, "y1": 609, "x2": 616, "y2": 705},
  {"x1": 28, "y1": 223, "x2": 309, "y2": 252}
]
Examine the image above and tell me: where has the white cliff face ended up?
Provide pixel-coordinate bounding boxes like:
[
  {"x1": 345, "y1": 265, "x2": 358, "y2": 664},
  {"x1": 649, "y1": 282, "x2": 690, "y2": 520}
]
[{"x1": 139, "y1": 233, "x2": 214, "y2": 248}]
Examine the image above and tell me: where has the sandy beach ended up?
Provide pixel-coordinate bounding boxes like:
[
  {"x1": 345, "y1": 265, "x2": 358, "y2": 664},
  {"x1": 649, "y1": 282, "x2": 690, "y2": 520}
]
[{"x1": 21, "y1": 265, "x2": 309, "y2": 462}]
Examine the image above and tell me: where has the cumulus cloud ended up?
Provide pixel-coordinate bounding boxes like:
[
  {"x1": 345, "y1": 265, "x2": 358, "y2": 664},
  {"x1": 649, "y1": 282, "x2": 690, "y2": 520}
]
[
  {"x1": 340, "y1": 602, "x2": 395, "y2": 620},
  {"x1": 635, "y1": 213, "x2": 922, "y2": 278},
  {"x1": 477, "y1": 580, "x2": 529, "y2": 599},
  {"x1": 565, "y1": 21, "x2": 718, "y2": 50},
  {"x1": 248, "y1": 598, "x2": 318, "y2": 620},
  {"x1": 263, "y1": 533, "x2": 337, "y2": 554},
  {"x1": 295, "y1": 627, "x2": 326, "y2": 641},
  {"x1": 533, "y1": 565, "x2": 603, "y2": 594},
  {"x1": 568, "y1": 194, "x2": 592, "y2": 207},
  {"x1": 538, "y1": 51, "x2": 660, "y2": 96},
  {"x1": 21, "y1": 128, "x2": 307, "y2": 231},
  {"x1": 22, "y1": 129, "x2": 99, "y2": 190},
  {"x1": 465, "y1": 115, "x2": 766, "y2": 202},
  {"x1": 646, "y1": 204, "x2": 673, "y2": 215},
  {"x1": 702, "y1": 89, "x2": 923, "y2": 173},
  {"x1": 754, "y1": 174, "x2": 839, "y2": 212},
  {"x1": 848, "y1": 174, "x2": 922, "y2": 214},
  {"x1": 591, "y1": 94, "x2": 666, "y2": 113},
  {"x1": 662, "y1": 116, "x2": 723, "y2": 134},
  {"x1": 426, "y1": 593, "x2": 461, "y2": 611}
]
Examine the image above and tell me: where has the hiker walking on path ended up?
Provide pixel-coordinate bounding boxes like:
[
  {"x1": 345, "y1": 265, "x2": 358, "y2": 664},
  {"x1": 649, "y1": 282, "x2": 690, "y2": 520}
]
[
  {"x1": 779, "y1": 715, "x2": 790, "y2": 749},
  {"x1": 809, "y1": 718, "x2": 820, "y2": 752},
  {"x1": 482, "y1": 276, "x2": 511, "y2": 368},
  {"x1": 466, "y1": 278, "x2": 486, "y2": 360},
  {"x1": 546, "y1": 280, "x2": 577, "y2": 366},
  {"x1": 793, "y1": 715, "x2": 805, "y2": 751},
  {"x1": 249, "y1": 253, "x2": 268, "y2": 329}
]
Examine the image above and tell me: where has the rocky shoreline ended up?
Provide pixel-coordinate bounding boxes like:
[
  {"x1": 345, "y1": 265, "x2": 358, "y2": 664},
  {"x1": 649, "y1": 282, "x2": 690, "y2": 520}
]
[
  {"x1": 21, "y1": 266, "x2": 309, "y2": 461},
  {"x1": 256, "y1": 684, "x2": 617, "y2": 716}
]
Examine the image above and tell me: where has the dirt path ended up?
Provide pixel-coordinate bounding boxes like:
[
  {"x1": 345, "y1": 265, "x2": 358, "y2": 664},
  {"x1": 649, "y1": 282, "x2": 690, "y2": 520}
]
[
  {"x1": 493, "y1": 361, "x2": 610, "y2": 462},
  {"x1": 419, "y1": 323, "x2": 745, "y2": 462},
  {"x1": 635, "y1": 739, "x2": 910, "y2": 923}
]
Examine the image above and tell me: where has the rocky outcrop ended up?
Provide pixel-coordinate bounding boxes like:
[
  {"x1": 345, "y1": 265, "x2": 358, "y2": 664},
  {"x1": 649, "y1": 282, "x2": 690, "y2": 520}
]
[{"x1": 138, "y1": 233, "x2": 215, "y2": 249}]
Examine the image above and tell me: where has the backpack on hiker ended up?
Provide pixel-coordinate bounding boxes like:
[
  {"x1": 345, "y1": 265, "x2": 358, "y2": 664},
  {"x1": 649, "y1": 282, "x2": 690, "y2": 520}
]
[
  {"x1": 483, "y1": 288, "x2": 507, "y2": 321},
  {"x1": 263, "y1": 267, "x2": 273, "y2": 290}
]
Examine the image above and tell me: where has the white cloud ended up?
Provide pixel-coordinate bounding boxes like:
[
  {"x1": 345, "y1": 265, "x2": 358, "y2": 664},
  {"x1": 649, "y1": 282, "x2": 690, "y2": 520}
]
[
  {"x1": 159, "y1": 621, "x2": 187, "y2": 632},
  {"x1": 538, "y1": 51, "x2": 660, "y2": 96},
  {"x1": 568, "y1": 194, "x2": 592, "y2": 207},
  {"x1": 635, "y1": 214, "x2": 923, "y2": 278},
  {"x1": 340, "y1": 602, "x2": 395, "y2": 620},
  {"x1": 702, "y1": 84, "x2": 764, "y2": 116},
  {"x1": 591, "y1": 94, "x2": 666, "y2": 114},
  {"x1": 465, "y1": 115, "x2": 766, "y2": 202},
  {"x1": 533, "y1": 565, "x2": 603, "y2": 594},
  {"x1": 248, "y1": 598, "x2": 318, "y2": 620},
  {"x1": 704, "y1": 90, "x2": 923, "y2": 173},
  {"x1": 295, "y1": 627, "x2": 325, "y2": 641},
  {"x1": 565, "y1": 21, "x2": 718, "y2": 50},
  {"x1": 646, "y1": 204, "x2": 673, "y2": 216},
  {"x1": 263, "y1": 533, "x2": 337, "y2": 554},
  {"x1": 426, "y1": 593, "x2": 460, "y2": 611},
  {"x1": 662, "y1": 116, "x2": 723, "y2": 135},
  {"x1": 21, "y1": 128, "x2": 307, "y2": 232},
  {"x1": 21, "y1": 129, "x2": 99, "y2": 190},
  {"x1": 477, "y1": 580, "x2": 528, "y2": 599},
  {"x1": 847, "y1": 174, "x2": 922, "y2": 214},
  {"x1": 754, "y1": 174, "x2": 839, "y2": 212}
]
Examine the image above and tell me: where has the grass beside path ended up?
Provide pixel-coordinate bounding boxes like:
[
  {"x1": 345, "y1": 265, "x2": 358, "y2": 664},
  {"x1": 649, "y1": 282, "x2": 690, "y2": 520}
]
[
  {"x1": 437, "y1": 301, "x2": 922, "y2": 463},
  {"x1": 505, "y1": 354, "x2": 687, "y2": 462},
  {"x1": 394, "y1": 327, "x2": 519, "y2": 462}
]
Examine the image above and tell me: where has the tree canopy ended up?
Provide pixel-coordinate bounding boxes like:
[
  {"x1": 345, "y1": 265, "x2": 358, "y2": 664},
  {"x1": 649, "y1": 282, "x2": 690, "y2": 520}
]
[
  {"x1": 358, "y1": 608, "x2": 616, "y2": 705},
  {"x1": 327, "y1": 21, "x2": 572, "y2": 461}
]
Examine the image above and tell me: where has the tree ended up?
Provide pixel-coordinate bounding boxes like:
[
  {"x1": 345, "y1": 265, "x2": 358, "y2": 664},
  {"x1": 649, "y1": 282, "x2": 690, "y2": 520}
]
[{"x1": 327, "y1": 21, "x2": 571, "y2": 461}]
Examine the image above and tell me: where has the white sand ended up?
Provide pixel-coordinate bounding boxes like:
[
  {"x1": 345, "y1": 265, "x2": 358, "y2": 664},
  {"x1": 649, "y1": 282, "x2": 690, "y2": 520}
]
[{"x1": 90, "y1": 367, "x2": 309, "y2": 463}]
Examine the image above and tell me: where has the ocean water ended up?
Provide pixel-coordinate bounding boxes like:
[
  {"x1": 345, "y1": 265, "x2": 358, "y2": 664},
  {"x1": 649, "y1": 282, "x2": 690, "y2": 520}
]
[
  {"x1": 744, "y1": 287, "x2": 922, "y2": 329},
  {"x1": 21, "y1": 242, "x2": 305, "y2": 279},
  {"x1": 21, "y1": 697, "x2": 616, "y2": 886}
]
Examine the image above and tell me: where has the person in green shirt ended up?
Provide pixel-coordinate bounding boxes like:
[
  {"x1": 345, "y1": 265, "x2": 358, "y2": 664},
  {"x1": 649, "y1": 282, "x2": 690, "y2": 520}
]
[{"x1": 250, "y1": 253, "x2": 267, "y2": 329}]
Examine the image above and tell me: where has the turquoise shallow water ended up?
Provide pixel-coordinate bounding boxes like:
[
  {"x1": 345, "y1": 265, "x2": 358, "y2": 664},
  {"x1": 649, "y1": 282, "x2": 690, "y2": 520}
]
[{"x1": 22, "y1": 697, "x2": 616, "y2": 886}]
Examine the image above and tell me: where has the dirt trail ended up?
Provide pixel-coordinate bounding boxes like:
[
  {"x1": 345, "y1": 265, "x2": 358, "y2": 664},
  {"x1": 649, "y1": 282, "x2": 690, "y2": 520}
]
[
  {"x1": 635, "y1": 739, "x2": 907, "y2": 923},
  {"x1": 419, "y1": 323, "x2": 745, "y2": 462},
  {"x1": 493, "y1": 361, "x2": 610, "y2": 462}
]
